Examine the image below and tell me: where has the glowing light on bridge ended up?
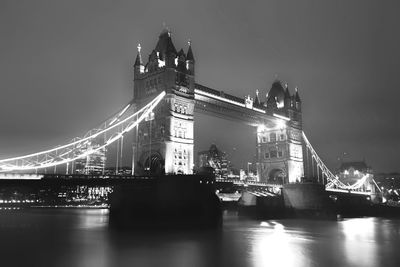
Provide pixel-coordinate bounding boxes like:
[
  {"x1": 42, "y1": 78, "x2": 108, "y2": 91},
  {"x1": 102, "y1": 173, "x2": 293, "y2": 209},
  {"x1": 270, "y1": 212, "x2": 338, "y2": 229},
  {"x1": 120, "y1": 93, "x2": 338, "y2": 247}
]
[
  {"x1": 272, "y1": 113, "x2": 290, "y2": 121},
  {"x1": 257, "y1": 124, "x2": 266, "y2": 133},
  {"x1": 0, "y1": 173, "x2": 43, "y2": 180}
]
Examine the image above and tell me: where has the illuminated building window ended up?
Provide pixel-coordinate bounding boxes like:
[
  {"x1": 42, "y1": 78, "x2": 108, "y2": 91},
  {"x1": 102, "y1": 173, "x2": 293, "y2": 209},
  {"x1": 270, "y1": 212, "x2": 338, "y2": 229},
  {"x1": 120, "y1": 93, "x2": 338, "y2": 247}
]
[{"x1": 270, "y1": 133, "x2": 276, "y2": 142}]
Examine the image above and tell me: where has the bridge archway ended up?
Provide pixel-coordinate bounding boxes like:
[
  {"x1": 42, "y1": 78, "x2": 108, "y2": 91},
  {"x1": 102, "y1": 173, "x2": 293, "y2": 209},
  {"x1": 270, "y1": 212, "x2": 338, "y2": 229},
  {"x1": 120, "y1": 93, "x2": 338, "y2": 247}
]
[
  {"x1": 142, "y1": 152, "x2": 164, "y2": 175},
  {"x1": 268, "y1": 168, "x2": 286, "y2": 184}
]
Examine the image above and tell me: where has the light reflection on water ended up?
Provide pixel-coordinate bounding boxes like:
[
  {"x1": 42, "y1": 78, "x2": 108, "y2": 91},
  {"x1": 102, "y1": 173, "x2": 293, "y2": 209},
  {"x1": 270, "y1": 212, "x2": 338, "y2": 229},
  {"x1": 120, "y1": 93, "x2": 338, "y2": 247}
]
[
  {"x1": 253, "y1": 221, "x2": 311, "y2": 267},
  {"x1": 1, "y1": 209, "x2": 400, "y2": 267},
  {"x1": 340, "y1": 218, "x2": 378, "y2": 267}
]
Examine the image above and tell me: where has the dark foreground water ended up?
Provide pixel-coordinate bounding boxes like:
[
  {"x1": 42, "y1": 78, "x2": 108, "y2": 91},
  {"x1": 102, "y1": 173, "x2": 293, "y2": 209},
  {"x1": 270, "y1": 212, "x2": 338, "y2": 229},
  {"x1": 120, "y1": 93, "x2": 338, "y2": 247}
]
[{"x1": 1, "y1": 209, "x2": 400, "y2": 267}]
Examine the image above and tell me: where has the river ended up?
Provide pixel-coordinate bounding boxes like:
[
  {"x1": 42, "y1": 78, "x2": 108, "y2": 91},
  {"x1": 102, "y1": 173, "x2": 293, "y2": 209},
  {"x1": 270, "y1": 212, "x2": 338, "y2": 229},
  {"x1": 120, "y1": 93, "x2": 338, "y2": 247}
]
[{"x1": 0, "y1": 209, "x2": 399, "y2": 267}]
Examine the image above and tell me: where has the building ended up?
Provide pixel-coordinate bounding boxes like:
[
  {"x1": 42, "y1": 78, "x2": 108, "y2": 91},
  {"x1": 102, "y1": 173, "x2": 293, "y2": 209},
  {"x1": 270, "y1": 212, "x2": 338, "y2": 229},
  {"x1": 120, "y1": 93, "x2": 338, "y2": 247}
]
[
  {"x1": 337, "y1": 161, "x2": 375, "y2": 192},
  {"x1": 75, "y1": 143, "x2": 106, "y2": 175},
  {"x1": 198, "y1": 144, "x2": 230, "y2": 178}
]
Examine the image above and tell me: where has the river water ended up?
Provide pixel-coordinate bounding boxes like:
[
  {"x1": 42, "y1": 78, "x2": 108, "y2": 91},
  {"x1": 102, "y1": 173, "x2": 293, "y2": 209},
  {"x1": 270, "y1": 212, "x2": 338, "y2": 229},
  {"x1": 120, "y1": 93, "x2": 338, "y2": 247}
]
[{"x1": 0, "y1": 209, "x2": 400, "y2": 267}]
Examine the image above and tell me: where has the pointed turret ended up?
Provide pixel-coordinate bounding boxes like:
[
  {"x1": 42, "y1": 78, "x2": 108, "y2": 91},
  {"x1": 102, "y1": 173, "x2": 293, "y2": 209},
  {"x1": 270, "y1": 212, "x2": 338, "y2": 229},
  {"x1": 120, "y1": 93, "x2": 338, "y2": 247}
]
[
  {"x1": 134, "y1": 44, "x2": 144, "y2": 77},
  {"x1": 177, "y1": 49, "x2": 186, "y2": 72},
  {"x1": 186, "y1": 39, "x2": 195, "y2": 75},
  {"x1": 186, "y1": 40, "x2": 195, "y2": 61},
  {"x1": 134, "y1": 44, "x2": 143, "y2": 66},
  {"x1": 294, "y1": 87, "x2": 301, "y2": 110},
  {"x1": 295, "y1": 87, "x2": 301, "y2": 102},
  {"x1": 284, "y1": 83, "x2": 291, "y2": 108},
  {"x1": 254, "y1": 89, "x2": 261, "y2": 106},
  {"x1": 284, "y1": 83, "x2": 290, "y2": 98}
]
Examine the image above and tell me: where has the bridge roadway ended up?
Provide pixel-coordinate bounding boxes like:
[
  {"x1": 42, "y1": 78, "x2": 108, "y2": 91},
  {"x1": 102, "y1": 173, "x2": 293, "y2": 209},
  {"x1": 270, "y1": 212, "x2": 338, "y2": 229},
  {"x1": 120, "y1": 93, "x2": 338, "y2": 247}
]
[
  {"x1": 215, "y1": 178, "x2": 374, "y2": 197},
  {"x1": 0, "y1": 174, "x2": 373, "y2": 197},
  {"x1": 0, "y1": 173, "x2": 216, "y2": 187}
]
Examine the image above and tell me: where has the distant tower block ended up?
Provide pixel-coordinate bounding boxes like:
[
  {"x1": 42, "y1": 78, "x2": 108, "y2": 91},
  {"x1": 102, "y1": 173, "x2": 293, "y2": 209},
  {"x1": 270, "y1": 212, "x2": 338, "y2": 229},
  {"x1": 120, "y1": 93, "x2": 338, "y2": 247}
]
[
  {"x1": 256, "y1": 81, "x2": 304, "y2": 184},
  {"x1": 133, "y1": 29, "x2": 195, "y2": 175}
]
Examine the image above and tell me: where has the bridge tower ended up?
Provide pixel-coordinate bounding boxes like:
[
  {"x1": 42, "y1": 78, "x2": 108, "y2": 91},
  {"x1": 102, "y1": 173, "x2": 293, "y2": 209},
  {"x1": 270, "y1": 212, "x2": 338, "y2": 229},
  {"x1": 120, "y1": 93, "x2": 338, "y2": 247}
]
[
  {"x1": 256, "y1": 81, "x2": 304, "y2": 184},
  {"x1": 132, "y1": 29, "x2": 195, "y2": 175}
]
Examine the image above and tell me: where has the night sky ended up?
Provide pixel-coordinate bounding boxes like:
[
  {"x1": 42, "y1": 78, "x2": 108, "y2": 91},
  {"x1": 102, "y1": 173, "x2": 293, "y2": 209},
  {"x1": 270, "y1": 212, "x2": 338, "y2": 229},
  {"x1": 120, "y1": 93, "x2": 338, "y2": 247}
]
[{"x1": 0, "y1": 0, "x2": 399, "y2": 173}]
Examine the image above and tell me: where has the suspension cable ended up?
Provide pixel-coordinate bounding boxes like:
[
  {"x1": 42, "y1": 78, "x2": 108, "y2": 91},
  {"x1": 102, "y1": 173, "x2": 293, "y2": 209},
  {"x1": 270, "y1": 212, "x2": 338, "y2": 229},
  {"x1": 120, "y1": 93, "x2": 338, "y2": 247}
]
[{"x1": 0, "y1": 91, "x2": 166, "y2": 172}]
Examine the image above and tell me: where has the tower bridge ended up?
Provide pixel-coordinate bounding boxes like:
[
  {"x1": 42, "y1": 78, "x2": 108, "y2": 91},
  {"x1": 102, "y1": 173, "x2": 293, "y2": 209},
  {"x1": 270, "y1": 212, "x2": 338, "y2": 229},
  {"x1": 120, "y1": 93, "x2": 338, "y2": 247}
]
[{"x1": 0, "y1": 28, "x2": 376, "y2": 195}]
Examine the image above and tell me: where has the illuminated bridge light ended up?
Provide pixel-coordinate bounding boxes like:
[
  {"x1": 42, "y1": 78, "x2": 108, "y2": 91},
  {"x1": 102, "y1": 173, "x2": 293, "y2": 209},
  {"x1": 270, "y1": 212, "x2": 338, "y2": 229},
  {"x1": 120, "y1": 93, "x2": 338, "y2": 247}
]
[{"x1": 272, "y1": 113, "x2": 290, "y2": 121}]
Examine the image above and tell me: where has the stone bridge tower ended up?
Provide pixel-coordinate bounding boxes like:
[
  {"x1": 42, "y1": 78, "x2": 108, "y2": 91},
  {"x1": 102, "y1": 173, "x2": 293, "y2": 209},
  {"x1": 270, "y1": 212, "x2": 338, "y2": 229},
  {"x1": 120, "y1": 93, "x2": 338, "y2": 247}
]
[
  {"x1": 132, "y1": 29, "x2": 195, "y2": 175},
  {"x1": 256, "y1": 81, "x2": 304, "y2": 184}
]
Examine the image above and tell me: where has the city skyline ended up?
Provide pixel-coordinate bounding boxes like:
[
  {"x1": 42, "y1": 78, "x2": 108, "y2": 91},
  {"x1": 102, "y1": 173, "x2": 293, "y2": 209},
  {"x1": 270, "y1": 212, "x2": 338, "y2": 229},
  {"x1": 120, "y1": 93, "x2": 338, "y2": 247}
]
[{"x1": 0, "y1": 0, "x2": 399, "y2": 172}]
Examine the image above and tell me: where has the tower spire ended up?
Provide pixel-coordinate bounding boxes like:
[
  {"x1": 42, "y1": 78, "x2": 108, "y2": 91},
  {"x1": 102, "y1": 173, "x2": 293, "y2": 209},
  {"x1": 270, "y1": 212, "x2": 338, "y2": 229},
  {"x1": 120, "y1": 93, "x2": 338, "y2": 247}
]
[
  {"x1": 186, "y1": 39, "x2": 195, "y2": 61},
  {"x1": 284, "y1": 83, "x2": 290, "y2": 98},
  {"x1": 295, "y1": 87, "x2": 301, "y2": 102},
  {"x1": 134, "y1": 43, "x2": 143, "y2": 66},
  {"x1": 186, "y1": 39, "x2": 195, "y2": 75},
  {"x1": 254, "y1": 89, "x2": 260, "y2": 106},
  {"x1": 134, "y1": 43, "x2": 144, "y2": 76}
]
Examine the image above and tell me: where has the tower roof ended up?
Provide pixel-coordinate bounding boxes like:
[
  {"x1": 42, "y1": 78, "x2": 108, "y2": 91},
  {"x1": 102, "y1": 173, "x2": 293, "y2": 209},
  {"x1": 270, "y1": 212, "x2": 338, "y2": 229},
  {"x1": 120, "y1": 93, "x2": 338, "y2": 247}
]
[
  {"x1": 339, "y1": 161, "x2": 369, "y2": 172},
  {"x1": 155, "y1": 29, "x2": 177, "y2": 59},
  {"x1": 267, "y1": 80, "x2": 285, "y2": 107}
]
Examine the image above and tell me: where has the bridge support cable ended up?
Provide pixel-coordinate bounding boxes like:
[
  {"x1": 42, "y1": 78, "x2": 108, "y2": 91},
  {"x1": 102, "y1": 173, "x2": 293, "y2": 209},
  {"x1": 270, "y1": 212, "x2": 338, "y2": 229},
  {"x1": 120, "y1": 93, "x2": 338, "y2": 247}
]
[
  {"x1": 303, "y1": 132, "x2": 376, "y2": 193},
  {"x1": 116, "y1": 138, "x2": 120, "y2": 174},
  {"x1": 302, "y1": 132, "x2": 346, "y2": 189},
  {"x1": 0, "y1": 91, "x2": 166, "y2": 172}
]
